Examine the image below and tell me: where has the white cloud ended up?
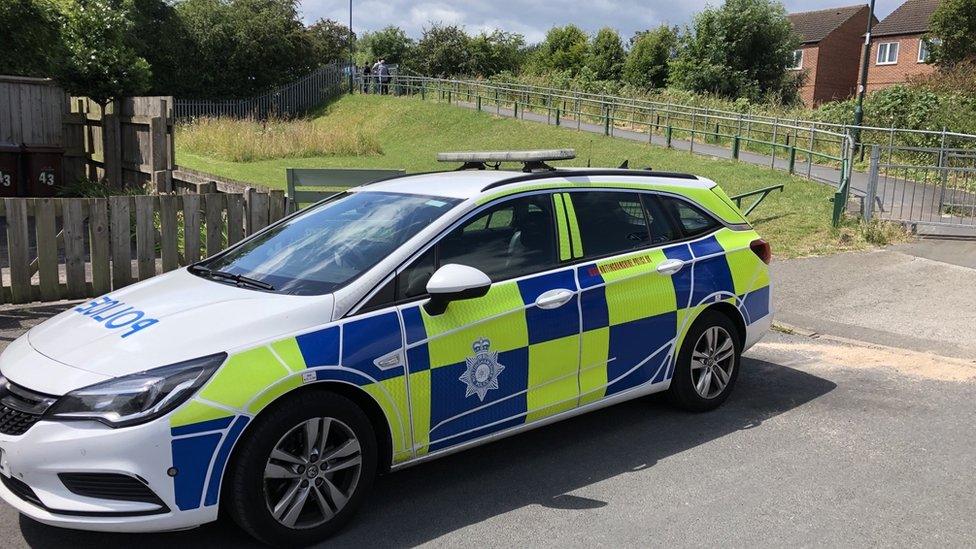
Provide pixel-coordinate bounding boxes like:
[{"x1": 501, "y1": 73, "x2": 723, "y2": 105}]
[{"x1": 299, "y1": 0, "x2": 908, "y2": 44}]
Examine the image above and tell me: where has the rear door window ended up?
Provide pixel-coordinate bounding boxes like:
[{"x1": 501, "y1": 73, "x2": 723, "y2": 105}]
[{"x1": 570, "y1": 191, "x2": 650, "y2": 258}]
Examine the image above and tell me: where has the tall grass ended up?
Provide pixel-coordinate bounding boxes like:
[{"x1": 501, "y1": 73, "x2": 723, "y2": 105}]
[{"x1": 177, "y1": 116, "x2": 382, "y2": 162}]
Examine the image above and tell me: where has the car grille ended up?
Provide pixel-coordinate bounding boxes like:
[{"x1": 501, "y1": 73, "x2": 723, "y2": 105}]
[
  {"x1": 59, "y1": 473, "x2": 166, "y2": 507},
  {"x1": 0, "y1": 377, "x2": 56, "y2": 436}
]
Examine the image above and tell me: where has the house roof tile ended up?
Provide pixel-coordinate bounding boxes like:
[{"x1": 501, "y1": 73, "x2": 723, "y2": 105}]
[
  {"x1": 872, "y1": 0, "x2": 940, "y2": 37},
  {"x1": 788, "y1": 4, "x2": 869, "y2": 44}
]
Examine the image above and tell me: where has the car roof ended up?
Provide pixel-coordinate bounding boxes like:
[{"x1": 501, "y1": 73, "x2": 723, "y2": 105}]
[{"x1": 354, "y1": 169, "x2": 714, "y2": 200}]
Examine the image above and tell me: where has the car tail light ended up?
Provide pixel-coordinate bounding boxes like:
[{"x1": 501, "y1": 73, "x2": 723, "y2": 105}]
[{"x1": 750, "y1": 239, "x2": 771, "y2": 264}]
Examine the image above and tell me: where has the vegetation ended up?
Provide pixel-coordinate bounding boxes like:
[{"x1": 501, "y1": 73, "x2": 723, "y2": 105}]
[
  {"x1": 588, "y1": 28, "x2": 626, "y2": 81},
  {"x1": 413, "y1": 24, "x2": 475, "y2": 77},
  {"x1": 177, "y1": 116, "x2": 382, "y2": 162},
  {"x1": 4, "y1": 0, "x2": 971, "y2": 135},
  {"x1": 928, "y1": 0, "x2": 976, "y2": 67},
  {"x1": 177, "y1": 94, "x2": 899, "y2": 258},
  {"x1": 0, "y1": 0, "x2": 63, "y2": 78},
  {"x1": 622, "y1": 26, "x2": 678, "y2": 89},
  {"x1": 56, "y1": 0, "x2": 151, "y2": 106},
  {"x1": 668, "y1": 0, "x2": 801, "y2": 103}
]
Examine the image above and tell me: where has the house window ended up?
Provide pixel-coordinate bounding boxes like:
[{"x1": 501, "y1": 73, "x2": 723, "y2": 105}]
[
  {"x1": 876, "y1": 42, "x2": 899, "y2": 65},
  {"x1": 918, "y1": 38, "x2": 939, "y2": 63},
  {"x1": 789, "y1": 49, "x2": 803, "y2": 70}
]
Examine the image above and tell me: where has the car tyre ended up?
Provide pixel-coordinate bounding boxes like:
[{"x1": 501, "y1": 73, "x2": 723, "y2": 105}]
[
  {"x1": 225, "y1": 390, "x2": 377, "y2": 547},
  {"x1": 668, "y1": 309, "x2": 742, "y2": 412}
]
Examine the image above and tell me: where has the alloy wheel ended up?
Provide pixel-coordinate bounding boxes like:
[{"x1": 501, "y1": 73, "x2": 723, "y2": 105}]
[
  {"x1": 263, "y1": 417, "x2": 363, "y2": 529},
  {"x1": 690, "y1": 326, "x2": 736, "y2": 399}
]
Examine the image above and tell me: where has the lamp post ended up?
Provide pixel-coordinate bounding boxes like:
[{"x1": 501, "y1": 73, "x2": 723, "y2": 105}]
[
  {"x1": 348, "y1": 0, "x2": 354, "y2": 93},
  {"x1": 852, "y1": 0, "x2": 877, "y2": 152}
]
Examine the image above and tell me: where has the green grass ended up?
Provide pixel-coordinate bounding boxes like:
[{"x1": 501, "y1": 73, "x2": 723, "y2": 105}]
[{"x1": 177, "y1": 94, "x2": 905, "y2": 258}]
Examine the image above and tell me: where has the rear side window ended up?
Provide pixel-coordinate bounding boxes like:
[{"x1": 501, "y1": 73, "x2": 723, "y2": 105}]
[
  {"x1": 660, "y1": 196, "x2": 721, "y2": 237},
  {"x1": 570, "y1": 191, "x2": 650, "y2": 258},
  {"x1": 640, "y1": 194, "x2": 679, "y2": 245}
]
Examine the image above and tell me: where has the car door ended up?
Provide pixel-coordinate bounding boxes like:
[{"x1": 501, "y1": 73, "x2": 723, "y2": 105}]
[
  {"x1": 391, "y1": 193, "x2": 582, "y2": 456},
  {"x1": 565, "y1": 189, "x2": 682, "y2": 403}
]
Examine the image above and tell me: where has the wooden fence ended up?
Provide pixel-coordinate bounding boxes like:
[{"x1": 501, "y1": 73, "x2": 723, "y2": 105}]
[
  {"x1": 0, "y1": 76, "x2": 66, "y2": 147},
  {"x1": 66, "y1": 96, "x2": 176, "y2": 190},
  {"x1": 173, "y1": 63, "x2": 349, "y2": 120},
  {"x1": 0, "y1": 191, "x2": 288, "y2": 304}
]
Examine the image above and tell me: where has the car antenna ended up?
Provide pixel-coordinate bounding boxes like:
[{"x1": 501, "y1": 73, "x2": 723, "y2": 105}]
[{"x1": 586, "y1": 139, "x2": 593, "y2": 167}]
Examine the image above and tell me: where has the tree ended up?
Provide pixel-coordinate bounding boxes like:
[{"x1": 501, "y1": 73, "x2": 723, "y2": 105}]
[
  {"x1": 56, "y1": 0, "x2": 151, "y2": 106},
  {"x1": 588, "y1": 27, "x2": 625, "y2": 80},
  {"x1": 668, "y1": 0, "x2": 801, "y2": 102},
  {"x1": 174, "y1": 0, "x2": 314, "y2": 98},
  {"x1": 127, "y1": 0, "x2": 190, "y2": 95},
  {"x1": 623, "y1": 26, "x2": 677, "y2": 89},
  {"x1": 470, "y1": 30, "x2": 525, "y2": 76},
  {"x1": 307, "y1": 18, "x2": 355, "y2": 65},
  {"x1": 929, "y1": 0, "x2": 976, "y2": 66},
  {"x1": 535, "y1": 25, "x2": 590, "y2": 75},
  {"x1": 414, "y1": 23, "x2": 472, "y2": 77},
  {"x1": 0, "y1": 0, "x2": 64, "y2": 78},
  {"x1": 358, "y1": 26, "x2": 413, "y2": 66}
]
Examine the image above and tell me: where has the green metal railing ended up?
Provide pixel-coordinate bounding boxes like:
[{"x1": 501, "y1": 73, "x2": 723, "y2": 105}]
[{"x1": 367, "y1": 75, "x2": 856, "y2": 225}]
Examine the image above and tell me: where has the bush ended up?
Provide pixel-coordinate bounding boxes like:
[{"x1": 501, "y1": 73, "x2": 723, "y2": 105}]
[{"x1": 177, "y1": 117, "x2": 382, "y2": 162}]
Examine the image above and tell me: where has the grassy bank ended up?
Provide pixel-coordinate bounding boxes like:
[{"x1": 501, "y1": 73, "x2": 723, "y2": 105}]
[{"x1": 178, "y1": 94, "x2": 905, "y2": 258}]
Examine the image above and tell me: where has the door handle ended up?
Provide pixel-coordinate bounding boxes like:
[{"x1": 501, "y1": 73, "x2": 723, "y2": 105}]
[
  {"x1": 535, "y1": 288, "x2": 575, "y2": 310},
  {"x1": 656, "y1": 258, "x2": 686, "y2": 276}
]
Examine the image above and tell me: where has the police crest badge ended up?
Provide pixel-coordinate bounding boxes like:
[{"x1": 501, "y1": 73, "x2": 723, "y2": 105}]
[{"x1": 459, "y1": 337, "x2": 505, "y2": 401}]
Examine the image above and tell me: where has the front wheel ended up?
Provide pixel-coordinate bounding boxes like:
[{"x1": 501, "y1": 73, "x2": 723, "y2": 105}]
[
  {"x1": 668, "y1": 310, "x2": 742, "y2": 412},
  {"x1": 225, "y1": 391, "x2": 377, "y2": 547}
]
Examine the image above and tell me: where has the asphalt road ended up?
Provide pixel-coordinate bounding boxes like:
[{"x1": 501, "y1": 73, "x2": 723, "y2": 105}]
[{"x1": 0, "y1": 319, "x2": 974, "y2": 547}]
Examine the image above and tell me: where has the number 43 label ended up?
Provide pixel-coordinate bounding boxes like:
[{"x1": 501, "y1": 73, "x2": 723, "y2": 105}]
[
  {"x1": 38, "y1": 171, "x2": 55, "y2": 186},
  {"x1": 0, "y1": 170, "x2": 10, "y2": 187}
]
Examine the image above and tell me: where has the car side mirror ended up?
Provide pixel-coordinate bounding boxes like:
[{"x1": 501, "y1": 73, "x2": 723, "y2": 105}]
[{"x1": 424, "y1": 264, "x2": 491, "y2": 316}]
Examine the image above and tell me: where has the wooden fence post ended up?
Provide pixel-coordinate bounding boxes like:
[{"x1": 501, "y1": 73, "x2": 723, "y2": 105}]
[
  {"x1": 109, "y1": 195, "x2": 132, "y2": 288},
  {"x1": 102, "y1": 101, "x2": 123, "y2": 187},
  {"x1": 149, "y1": 98, "x2": 171, "y2": 192}
]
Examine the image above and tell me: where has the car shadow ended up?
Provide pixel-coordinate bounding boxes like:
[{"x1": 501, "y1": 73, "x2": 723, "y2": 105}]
[{"x1": 18, "y1": 356, "x2": 835, "y2": 548}]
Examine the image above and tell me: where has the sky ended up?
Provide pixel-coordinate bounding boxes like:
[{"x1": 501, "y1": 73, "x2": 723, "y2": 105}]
[{"x1": 300, "y1": 0, "x2": 905, "y2": 44}]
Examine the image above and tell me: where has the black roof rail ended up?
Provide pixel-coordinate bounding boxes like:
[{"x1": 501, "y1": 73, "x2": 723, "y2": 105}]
[{"x1": 480, "y1": 169, "x2": 700, "y2": 192}]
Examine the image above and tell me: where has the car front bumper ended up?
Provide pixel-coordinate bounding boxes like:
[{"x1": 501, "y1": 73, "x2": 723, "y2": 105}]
[{"x1": 0, "y1": 417, "x2": 216, "y2": 533}]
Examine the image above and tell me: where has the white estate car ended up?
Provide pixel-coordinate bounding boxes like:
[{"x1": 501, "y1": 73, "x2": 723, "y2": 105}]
[{"x1": 0, "y1": 160, "x2": 772, "y2": 546}]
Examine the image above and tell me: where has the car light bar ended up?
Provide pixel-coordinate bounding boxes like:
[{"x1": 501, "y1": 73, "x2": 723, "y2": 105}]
[{"x1": 437, "y1": 149, "x2": 576, "y2": 172}]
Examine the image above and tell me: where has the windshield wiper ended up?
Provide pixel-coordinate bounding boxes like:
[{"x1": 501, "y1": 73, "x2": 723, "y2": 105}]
[{"x1": 188, "y1": 265, "x2": 276, "y2": 291}]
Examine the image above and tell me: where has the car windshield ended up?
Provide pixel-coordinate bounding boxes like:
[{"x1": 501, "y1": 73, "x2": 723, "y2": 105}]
[{"x1": 197, "y1": 191, "x2": 461, "y2": 296}]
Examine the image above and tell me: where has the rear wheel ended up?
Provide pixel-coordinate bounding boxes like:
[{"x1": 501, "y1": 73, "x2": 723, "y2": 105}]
[
  {"x1": 668, "y1": 310, "x2": 741, "y2": 412},
  {"x1": 225, "y1": 391, "x2": 377, "y2": 547}
]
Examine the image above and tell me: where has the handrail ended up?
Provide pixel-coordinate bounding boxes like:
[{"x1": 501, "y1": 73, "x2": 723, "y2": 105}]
[{"x1": 729, "y1": 185, "x2": 784, "y2": 216}]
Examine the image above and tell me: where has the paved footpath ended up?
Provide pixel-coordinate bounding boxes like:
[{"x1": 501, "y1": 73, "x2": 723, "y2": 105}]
[
  {"x1": 771, "y1": 240, "x2": 976, "y2": 360},
  {"x1": 0, "y1": 311, "x2": 975, "y2": 546}
]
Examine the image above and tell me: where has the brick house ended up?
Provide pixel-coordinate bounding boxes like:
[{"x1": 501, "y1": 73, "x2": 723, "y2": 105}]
[
  {"x1": 788, "y1": 5, "x2": 875, "y2": 106},
  {"x1": 864, "y1": 0, "x2": 940, "y2": 92}
]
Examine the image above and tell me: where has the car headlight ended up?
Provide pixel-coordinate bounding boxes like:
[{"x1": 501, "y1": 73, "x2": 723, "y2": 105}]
[{"x1": 44, "y1": 353, "x2": 226, "y2": 428}]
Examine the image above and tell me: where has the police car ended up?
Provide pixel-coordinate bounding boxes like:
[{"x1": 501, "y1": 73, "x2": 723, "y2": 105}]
[{"x1": 0, "y1": 150, "x2": 772, "y2": 546}]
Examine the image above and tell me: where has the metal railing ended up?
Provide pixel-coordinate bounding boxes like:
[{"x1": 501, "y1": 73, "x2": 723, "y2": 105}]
[
  {"x1": 367, "y1": 75, "x2": 857, "y2": 225},
  {"x1": 174, "y1": 63, "x2": 350, "y2": 120},
  {"x1": 865, "y1": 144, "x2": 976, "y2": 232}
]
